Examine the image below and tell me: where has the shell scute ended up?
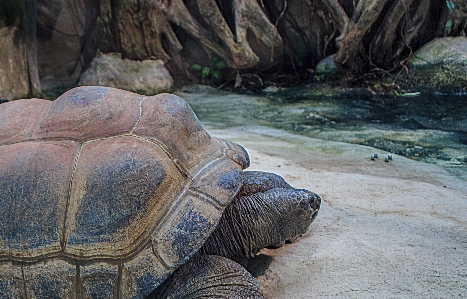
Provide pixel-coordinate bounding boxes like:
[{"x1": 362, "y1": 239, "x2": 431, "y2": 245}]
[
  {"x1": 121, "y1": 246, "x2": 171, "y2": 299},
  {"x1": 153, "y1": 194, "x2": 221, "y2": 269},
  {"x1": 80, "y1": 262, "x2": 119, "y2": 299},
  {"x1": 0, "y1": 262, "x2": 23, "y2": 298},
  {"x1": 190, "y1": 156, "x2": 243, "y2": 207},
  {"x1": 31, "y1": 86, "x2": 142, "y2": 141},
  {"x1": 133, "y1": 93, "x2": 215, "y2": 172},
  {"x1": 65, "y1": 136, "x2": 185, "y2": 257},
  {"x1": 22, "y1": 259, "x2": 76, "y2": 299},
  {"x1": 0, "y1": 141, "x2": 77, "y2": 259},
  {"x1": 0, "y1": 98, "x2": 50, "y2": 145}
]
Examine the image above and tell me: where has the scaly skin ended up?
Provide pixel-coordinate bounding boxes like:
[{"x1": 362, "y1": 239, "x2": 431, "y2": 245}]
[
  {"x1": 152, "y1": 255, "x2": 263, "y2": 299},
  {"x1": 200, "y1": 186, "x2": 321, "y2": 258},
  {"x1": 152, "y1": 171, "x2": 321, "y2": 298},
  {"x1": 203, "y1": 171, "x2": 320, "y2": 258}
]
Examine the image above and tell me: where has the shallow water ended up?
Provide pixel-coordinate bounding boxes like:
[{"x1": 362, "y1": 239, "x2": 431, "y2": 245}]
[
  {"x1": 260, "y1": 90, "x2": 467, "y2": 164},
  {"x1": 179, "y1": 87, "x2": 467, "y2": 179}
]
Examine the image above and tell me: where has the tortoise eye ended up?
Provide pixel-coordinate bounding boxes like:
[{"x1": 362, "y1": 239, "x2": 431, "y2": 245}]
[{"x1": 225, "y1": 149, "x2": 248, "y2": 169}]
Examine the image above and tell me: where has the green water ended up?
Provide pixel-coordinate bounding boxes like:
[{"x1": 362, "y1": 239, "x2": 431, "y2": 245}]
[{"x1": 179, "y1": 87, "x2": 467, "y2": 177}]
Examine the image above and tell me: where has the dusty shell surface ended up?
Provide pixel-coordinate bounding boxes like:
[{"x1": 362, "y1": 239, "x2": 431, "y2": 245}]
[{"x1": 0, "y1": 86, "x2": 248, "y2": 298}]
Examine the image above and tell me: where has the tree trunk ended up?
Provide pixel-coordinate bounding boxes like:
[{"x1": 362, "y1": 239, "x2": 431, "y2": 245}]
[
  {"x1": 370, "y1": 0, "x2": 416, "y2": 68},
  {"x1": 333, "y1": 0, "x2": 390, "y2": 71},
  {"x1": 25, "y1": 0, "x2": 41, "y2": 97},
  {"x1": 10, "y1": 0, "x2": 467, "y2": 87},
  {"x1": 98, "y1": 0, "x2": 283, "y2": 73}
]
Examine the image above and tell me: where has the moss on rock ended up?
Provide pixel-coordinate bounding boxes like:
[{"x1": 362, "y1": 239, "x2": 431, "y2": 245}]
[{"x1": 405, "y1": 37, "x2": 467, "y2": 94}]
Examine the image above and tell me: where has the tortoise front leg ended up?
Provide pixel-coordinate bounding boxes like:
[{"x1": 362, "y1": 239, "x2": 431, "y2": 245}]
[
  {"x1": 200, "y1": 171, "x2": 321, "y2": 259},
  {"x1": 152, "y1": 255, "x2": 263, "y2": 299}
]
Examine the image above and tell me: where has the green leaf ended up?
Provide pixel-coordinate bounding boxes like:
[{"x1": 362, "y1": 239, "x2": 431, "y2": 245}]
[
  {"x1": 211, "y1": 57, "x2": 219, "y2": 64},
  {"x1": 214, "y1": 61, "x2": 227, "y2": 69},
  {"x1": 201, "y1": 67, "x2": 211, "y2": 78},
  {"x1": 190, "y1": 64, "x2": 203, "y2": 71},
  {"x1": 212, "y1": 70, "x2": 222, "y2": 80},
  {"x1": 314, "y1": 74, "x2": 324, "y2": 81},
  {"x1": 446, "y1": 20, "x2": 452, "y2": 28},
  {"x1": 446, "y1": 0, "x2": 454, "y2": 10}
]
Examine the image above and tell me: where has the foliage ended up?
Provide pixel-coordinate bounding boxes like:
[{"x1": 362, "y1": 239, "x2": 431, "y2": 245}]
[{"x1": 189, "y1": 57, "x2": 227, "y2": 82}]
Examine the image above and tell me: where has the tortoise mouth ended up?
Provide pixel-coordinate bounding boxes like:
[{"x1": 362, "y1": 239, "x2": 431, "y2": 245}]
[{"x1": 303, "y1": 191, "x2": 321, "y2": 225}]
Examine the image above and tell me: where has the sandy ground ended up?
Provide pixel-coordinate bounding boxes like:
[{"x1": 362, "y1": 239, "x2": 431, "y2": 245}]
[{"x1": 208, "y1": 125, "x2": 467, "y2": 299}]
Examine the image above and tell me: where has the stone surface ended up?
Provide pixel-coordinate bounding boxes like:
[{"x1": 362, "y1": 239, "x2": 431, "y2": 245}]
[
  {"x1": 315, "y1": 55, "x2": 338, "y2": 75},
  {"x1": 178, "y1": 88, "x2": 467, "y2": 298},
  {"x1": 79, "y1": 53, "x2": 173, "y2": 95},
  {"x1": 251, "y1": 144, "x2": 466, "y2": 299},
  {"x1": 0, "y1": 27, "x2": 29, "y2": 100},
  {"x1": 406, "y1": 36, "x2": 467, "y2": 93}
]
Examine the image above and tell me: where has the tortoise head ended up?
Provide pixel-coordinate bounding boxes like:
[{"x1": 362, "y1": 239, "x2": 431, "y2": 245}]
[{"x1": 221, "y1": 139, "x2": 250, "y2": 169}]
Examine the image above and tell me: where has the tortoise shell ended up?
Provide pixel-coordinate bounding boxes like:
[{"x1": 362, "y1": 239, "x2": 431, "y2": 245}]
[{"x1": 0, "y1": 86, "x2": 249, "y2": 298}]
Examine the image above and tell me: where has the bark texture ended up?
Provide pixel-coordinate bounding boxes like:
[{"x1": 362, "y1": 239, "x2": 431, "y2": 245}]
[
  {"x1": 97, "y1": 0, "x2": 467, "y2": 78},
  {"x1": 25, "y1": 0, "x2": 41, "y2": 96},
  {"x1": 316, "y1": 0, "x2": 467, "y2": 74},
  {"x1": 2, "y1": 0, "x2": 467, "y2": 93},
  {"x1": 99, "y1": 0, "x2": 284, "y2": 73}
]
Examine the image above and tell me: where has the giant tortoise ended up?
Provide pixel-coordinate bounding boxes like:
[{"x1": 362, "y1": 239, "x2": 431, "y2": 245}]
[{"x1": 0, "y1": 86, "x2": 321, "y2": 298}]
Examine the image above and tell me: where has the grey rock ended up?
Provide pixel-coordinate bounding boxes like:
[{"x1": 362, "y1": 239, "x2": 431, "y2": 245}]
[
  {"x1": 262, "y1": 86, "x2": 281, "y2": 93},
  {"x1": 79, "y1": 53, "x2": 173, "y2": 95},
  {"x1": 406, "y1": 37, "x2": 467, "y2": 94},
  {"x1": 315, "y1": 55, "x2": 338, "y2": 75}
]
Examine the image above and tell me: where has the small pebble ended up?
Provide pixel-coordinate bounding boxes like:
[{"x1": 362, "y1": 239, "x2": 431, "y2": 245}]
[
  {"x1": 370, "y1": 155, "x2": 375, "y2": 160},
  {"x1": 387, "y1": 154, "x2": 393, "y2": 160},
  {"x1": 374, "y1": 153, "x2": 379, "y2": 159},
  {"x1": 384, "y1": 157, "x2": 389, "y2": 162}
]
